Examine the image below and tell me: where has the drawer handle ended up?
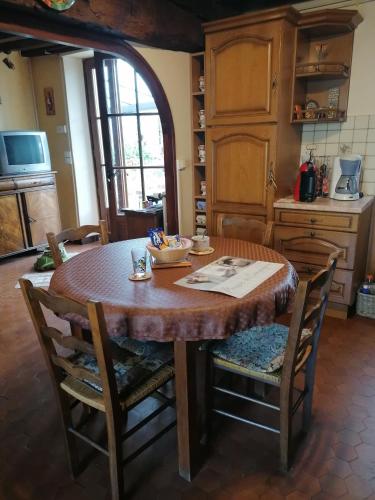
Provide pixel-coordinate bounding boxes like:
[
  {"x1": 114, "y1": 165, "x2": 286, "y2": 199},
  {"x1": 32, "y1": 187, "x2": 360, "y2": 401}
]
[
  {"x1": 310, "y1": 218, "x2": 317, "y2": 224},
  {"x1": 309, "y1": 231, "x2": 315, "y2": 238},
  {"x1": 303, "y1": 266, "x2": 314, "y2": 275}
]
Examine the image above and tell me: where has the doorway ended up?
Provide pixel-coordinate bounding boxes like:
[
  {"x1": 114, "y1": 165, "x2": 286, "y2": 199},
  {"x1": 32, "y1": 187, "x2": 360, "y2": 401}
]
[
  {"x1": 84, "y1": 52, "x2": 174, "y2": 240},
  {"x1": 0, "y1": 19, "x2": 179, "y2": 241}
]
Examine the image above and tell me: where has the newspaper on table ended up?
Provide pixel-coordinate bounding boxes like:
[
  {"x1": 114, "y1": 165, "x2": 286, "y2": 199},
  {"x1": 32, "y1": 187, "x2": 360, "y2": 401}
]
[{"x1": 174, "y1": 256, "x2": 284, "y2": 299}]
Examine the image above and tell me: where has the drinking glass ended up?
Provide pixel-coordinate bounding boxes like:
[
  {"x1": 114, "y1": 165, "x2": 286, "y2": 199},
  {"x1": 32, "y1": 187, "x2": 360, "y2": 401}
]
[{"x1": 131, "y1": 247, "x2": 147, "y2": 278}]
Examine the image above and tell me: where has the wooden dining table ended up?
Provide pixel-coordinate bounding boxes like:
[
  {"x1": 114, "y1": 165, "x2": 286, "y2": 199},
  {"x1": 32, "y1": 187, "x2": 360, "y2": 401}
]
[{"x1": 49, "y1": 236, "x2": 297, "y2": 480}]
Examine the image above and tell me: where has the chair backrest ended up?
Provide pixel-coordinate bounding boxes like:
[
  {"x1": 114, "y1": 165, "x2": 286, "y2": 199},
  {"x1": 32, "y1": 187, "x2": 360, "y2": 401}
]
[
  {"x1": 280, "y1": 251, "x2": 340, "y2": 391},
  {"x1": 216, "y1": 214, "x2": 273, "y2": 247},
  {"x1": 20, "y1": 278, "x2": 121, "y2": 417},
  {"x1": 47, "y1": 219, "x2": 109, "y2": 268}
]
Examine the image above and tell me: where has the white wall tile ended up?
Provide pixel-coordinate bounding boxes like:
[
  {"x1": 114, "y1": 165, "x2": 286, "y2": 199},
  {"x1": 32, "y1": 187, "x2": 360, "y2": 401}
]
[
  {"x1": 355, "y1": 115, "x2": 370, "y2": 129},
  {"x1": 363, "y1": 170, "x2": 375, "y2": 183},
  {"x1": 315, "y1": 123, "x2": 328, "y2": 131},
  {"x1": 314, "y1": 131, "x2": 327, "y2": 144},
  {"x1": 315, "y1": 143, "x2": 326, "y2": 157},
  {"x1": 303, "y1": 124, "x2": 315, "y2": 132},
  {"x1": 326, "y1": 130, "x2": 341, "y2": 143},
  {"x1": 340, "y1": 129, "x2": 354, "y2": 143},
  {"x1": 352, "y1": 143, "x2": 366, "y2": 155},
  {"x1": 362, "y1": 183, "x2": 375, "y2": 195},
  {"x1": 327, "y1": 122, "x2": 341, "y2": 131},
  {"x1": 365, "y1": 156, "x2": 375, "y2": 169},
  {"x1": 366, "y1": 143, "x2": 375, "y2": 156},
  {"x1": 341, "y1": 116, "x2": 355, "y2": 130},
  {"x1": 369, "y1": 115, "x2": 375, "y2": 129},
  {"x1": 367, "y1": 129, "x2": 375, "y2": 142},
  {"x1": 325, "y1": 143, "x2": 339, "y2": 155},
  {"x1": 353, "y1": 129, "x2": 368, "y2": 143},
  {"x1": 302, "y1": 131, "x2": 314, "y2": 144}
]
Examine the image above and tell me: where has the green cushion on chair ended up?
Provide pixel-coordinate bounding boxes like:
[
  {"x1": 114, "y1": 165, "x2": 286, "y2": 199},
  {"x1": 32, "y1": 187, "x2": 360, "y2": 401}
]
[
  {"x1": 70, "y1": 338, "x2": 173, "y2": 397},
  {"x1": 209, "y1": 324, "x2": 311, "y2": 375}
]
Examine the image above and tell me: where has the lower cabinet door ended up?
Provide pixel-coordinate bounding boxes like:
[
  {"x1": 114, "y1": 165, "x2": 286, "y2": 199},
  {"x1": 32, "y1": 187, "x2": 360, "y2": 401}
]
[
  {"x1": 0, "y1": 194, "x2": 26, "y2": 256},
  {"x1": 273, "y1": 226, "x2": 356, "y2": 270},
  {"x1": 24, "y1": 188, "x2": 61, "y2": 246}
]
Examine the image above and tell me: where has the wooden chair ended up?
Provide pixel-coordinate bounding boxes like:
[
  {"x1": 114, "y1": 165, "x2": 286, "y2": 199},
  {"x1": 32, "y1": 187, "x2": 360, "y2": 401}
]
[
  {"x1": 47, "y1": 219, "x2": 109, "y2": 268},
  {"x1": 216, "y1": 214, "x2": 273, "y2": 247},
  {"x1": 205, "y1": 252, "x2": 339, "y2": 472},
  {"x1": 20, "y1": 279, "x2": 175, "y2": 500}
]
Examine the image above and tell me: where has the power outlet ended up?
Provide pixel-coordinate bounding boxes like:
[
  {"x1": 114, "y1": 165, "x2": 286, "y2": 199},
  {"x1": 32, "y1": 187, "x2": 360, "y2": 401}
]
[{"x1": 56, "y1": 125, "x2": 67, "y2": 134}]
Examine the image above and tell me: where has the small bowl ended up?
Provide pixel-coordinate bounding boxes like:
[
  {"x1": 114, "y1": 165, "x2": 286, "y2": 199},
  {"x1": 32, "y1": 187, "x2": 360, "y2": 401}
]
[{"x1": 147, "y1": 237, "x2": 192, "y2": 264}]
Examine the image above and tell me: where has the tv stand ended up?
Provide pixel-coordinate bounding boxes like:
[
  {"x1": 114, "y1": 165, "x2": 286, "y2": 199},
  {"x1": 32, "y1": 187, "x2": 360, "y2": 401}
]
[{"x1": 0, "y1": 172, "x2": 61, "y2": 259}]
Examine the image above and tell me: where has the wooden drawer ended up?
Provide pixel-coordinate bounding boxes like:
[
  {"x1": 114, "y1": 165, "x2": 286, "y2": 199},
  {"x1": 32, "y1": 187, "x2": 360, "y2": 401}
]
[
  {"x1": 292, "y1": 261, "x2": 354, "y2": 305},
  {"x1": 274, "y1": 226, "x2": 357, "y2": 270},
  {"x1": 14, "y1": 175, "x2": 55, "y2": 190},
  {"x1": 0, "y1": 179, "x2": 16, "y2": 192},
  {"x1": 275, "y1": 209, "x2": 359, "y2": 232}
]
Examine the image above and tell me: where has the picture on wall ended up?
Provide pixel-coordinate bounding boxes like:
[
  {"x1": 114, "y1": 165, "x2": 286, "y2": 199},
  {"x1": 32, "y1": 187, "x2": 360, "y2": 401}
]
[{"x1": 44, "y1": 87, "x2": 56, "y2": 115}]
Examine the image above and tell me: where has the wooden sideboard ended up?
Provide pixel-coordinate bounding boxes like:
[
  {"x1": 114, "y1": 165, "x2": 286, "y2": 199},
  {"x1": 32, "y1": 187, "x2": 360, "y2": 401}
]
[
  {"x1": 274, "y1": 196, "x2": 374, "y2": 318},
  {"x1": 0, "y1": 172, "x2": 61, "y2": 259}
]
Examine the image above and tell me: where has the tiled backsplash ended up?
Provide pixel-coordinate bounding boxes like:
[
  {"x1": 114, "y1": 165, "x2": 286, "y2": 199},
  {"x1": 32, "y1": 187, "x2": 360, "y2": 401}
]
[{"x1": 300, "y1": 115, "x2": 375, "y2": 196}]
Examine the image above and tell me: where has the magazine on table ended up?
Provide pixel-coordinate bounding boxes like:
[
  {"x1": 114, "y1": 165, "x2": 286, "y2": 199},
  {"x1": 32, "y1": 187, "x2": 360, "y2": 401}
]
[{"x1": 174, "y1": 256, "x2": 284, "y2": 299}]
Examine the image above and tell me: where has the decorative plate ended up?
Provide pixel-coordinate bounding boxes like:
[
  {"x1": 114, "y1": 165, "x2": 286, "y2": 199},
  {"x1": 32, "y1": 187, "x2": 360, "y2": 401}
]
[{"x1": 40, "y1": 0, "x2": 77, "y2": 11}]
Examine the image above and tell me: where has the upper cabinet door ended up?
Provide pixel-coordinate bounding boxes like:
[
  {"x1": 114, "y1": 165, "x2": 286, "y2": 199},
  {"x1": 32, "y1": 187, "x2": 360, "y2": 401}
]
[{"x1": 205, "y1": 22, "x2": 281, "y2": 125}]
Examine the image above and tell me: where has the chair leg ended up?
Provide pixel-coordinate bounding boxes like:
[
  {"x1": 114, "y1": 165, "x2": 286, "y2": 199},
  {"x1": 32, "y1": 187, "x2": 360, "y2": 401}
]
[
  {"x1": 302, "y1": 357, "x2": 317, "y2": 434},
  {"x1": 279, "y1": 410, "x2": 292, "y2": 473},
  {"x1": 106, "y1": 414, "x2": 124, "y2": 500},
  {"x1": 59, "y1": 392, "x2": 80, "y2": 478},
  {"x1": 205, "y1": 358, "x2": 215, "y2": 446}
]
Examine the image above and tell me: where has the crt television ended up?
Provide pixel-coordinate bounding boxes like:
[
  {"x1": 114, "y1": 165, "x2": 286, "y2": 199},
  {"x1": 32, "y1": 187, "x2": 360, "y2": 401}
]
[{"x1": 0, "y1": 130, "x2": 51, "y2": 176}]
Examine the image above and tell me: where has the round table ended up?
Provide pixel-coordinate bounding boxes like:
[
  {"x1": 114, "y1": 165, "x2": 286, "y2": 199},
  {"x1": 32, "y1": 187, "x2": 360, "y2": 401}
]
[
  {"x1": 49, "y1": 236, "x2": 297, "y2": 481},
  {"x1": 49, "y1": 236, "x2": 297, "y2": 342}
]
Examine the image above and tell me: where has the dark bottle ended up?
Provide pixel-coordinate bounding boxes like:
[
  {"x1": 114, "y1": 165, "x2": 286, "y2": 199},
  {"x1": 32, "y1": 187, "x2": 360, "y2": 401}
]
[{"x1": 300, "y1": 161, "x2": 317, "y2": 202}]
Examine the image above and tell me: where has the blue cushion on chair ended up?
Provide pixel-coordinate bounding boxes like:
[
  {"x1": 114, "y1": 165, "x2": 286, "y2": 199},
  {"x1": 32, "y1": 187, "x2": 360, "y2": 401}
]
[{"x1": 209, "y1": 324, "x2": 311, "y2": 374}]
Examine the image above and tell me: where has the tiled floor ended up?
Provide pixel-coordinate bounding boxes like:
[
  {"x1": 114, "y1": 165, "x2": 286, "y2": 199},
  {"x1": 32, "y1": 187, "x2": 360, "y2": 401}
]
[{"x1": 1, "y1": 249, "x2": 375, "y2": 499}]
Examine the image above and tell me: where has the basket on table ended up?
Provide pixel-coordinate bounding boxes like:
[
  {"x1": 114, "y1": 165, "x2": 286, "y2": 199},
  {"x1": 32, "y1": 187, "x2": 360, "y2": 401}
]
[{"x1": 356, "y1": 284, "x2": 375, "y2": 319}]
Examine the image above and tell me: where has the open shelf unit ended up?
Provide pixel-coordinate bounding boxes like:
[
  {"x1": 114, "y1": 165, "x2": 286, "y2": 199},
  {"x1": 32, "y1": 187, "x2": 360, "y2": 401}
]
[
  {"x1": 191, "y1": 52, "x2": 207, "y2": 235},
  {"x1": 291, "y1": 10, "x2": 362, "y2": 124}
]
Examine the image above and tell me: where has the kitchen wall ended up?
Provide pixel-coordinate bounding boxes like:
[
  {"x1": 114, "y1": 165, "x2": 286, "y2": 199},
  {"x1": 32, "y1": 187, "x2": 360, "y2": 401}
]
[
  {"x1": 30, "y1": 55, "x2": 78, "y2": 230},
  {"x1": 135, "y1": 46, "x2": 193, "y2": 235},
  {"x1": 297, "y1": 0, "x2": 375, "y2": 271},
  {"x1": 0, "y1": 51, "x2": 37, "y2": 130}
]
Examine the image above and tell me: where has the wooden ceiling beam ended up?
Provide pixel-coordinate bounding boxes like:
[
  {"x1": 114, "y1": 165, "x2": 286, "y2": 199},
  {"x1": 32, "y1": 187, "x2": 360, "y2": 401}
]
[
  {"x1": 20, "y1": 44, "x2": 78, "y2": 57},
  {"x1": 0, "y1": 0, "x2": 204, "y2": 52},
  {"x1": 0, "y1": 38, "x2": 52, "y2": 51}
]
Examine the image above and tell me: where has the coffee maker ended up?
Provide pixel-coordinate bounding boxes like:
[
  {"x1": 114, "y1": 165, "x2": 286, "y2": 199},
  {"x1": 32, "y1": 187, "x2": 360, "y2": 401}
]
[{"x1": 329, "y1": 155, "x2": 362, "y2": 201}]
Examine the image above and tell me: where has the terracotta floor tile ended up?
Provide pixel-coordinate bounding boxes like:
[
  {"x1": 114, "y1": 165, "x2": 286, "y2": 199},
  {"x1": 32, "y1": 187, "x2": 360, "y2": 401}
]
[{"x1": 2, "y1": 250, "x2": 375, "y2": 499}]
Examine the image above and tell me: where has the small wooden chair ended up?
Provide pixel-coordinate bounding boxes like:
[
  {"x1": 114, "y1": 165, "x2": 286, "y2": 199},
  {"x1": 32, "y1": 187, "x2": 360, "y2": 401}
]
[
  {"x1": 47, "y1": 219, "x2": 109, "y2": 268},
  {"x1": 206, "y1": 252, "x2": 339, "y2": 472},
  {"x1": 216, "y1": 214, "x2": 274, "y2": 247},
  {"x1": 20, "y1": 279, "x2": 175, "y2": 500}
]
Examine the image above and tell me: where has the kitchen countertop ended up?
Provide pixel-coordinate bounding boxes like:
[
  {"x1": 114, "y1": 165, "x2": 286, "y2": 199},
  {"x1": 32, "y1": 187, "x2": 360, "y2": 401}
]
[{"x1": 274, "y1": 196, "x2": 374, "y2": 214}]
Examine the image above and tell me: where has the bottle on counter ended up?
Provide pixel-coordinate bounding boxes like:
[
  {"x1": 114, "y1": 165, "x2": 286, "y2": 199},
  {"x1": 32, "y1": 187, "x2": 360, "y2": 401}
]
[{"x1": 360, "y1": 274, "x2": 374, "y2": 294}]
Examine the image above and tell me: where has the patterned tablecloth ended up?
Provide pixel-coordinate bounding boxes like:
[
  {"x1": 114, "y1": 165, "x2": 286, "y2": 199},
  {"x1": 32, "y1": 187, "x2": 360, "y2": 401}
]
[{"x1": 49, "y1": 237, "x2": 297, "y2": 341}]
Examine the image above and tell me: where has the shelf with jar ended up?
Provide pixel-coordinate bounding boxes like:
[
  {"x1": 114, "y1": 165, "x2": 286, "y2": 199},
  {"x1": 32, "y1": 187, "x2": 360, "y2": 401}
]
[
  {"x1": 291, "y1": 10, "x2": 362, "y2": 124},
  {"x1": 191, "y1": 51, "x2": 207, "y2": 235}
]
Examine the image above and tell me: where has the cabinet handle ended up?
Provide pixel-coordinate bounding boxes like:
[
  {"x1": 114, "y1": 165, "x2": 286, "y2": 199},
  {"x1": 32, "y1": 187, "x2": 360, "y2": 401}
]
[
  {"x1": 272, "y1": 75, "x2": 278, "y2": 90},
  {"x1": 268, "y1": 163, "x2": 277, "y2": 190}
]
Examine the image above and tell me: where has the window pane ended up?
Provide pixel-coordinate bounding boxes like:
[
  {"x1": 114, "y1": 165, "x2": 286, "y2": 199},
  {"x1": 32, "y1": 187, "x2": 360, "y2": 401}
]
[
  {"x1": 91, "y1": 68, "x2": 100, "y2": 118},
  {"x1": 104, "y1": 59, "x2": 137, "y2": 114},
  {"x1": 114, "y1": 168, "x2": 143, "y2": 211},
  {"x1": 108, "y1": 116, "x2": 140, "y2": 167},
  {"x1": 136, "y1": 74, "x2": 157, "y2": 113},
  {"x1": 96, "y1": 118, "x2": 105, "y2": 164},
  {"x1": 140, "y1": 115, "x2": 164, "y2": 166},
  {"x1": 144, "y1": 168, "x2": 165, "y2": 198}
]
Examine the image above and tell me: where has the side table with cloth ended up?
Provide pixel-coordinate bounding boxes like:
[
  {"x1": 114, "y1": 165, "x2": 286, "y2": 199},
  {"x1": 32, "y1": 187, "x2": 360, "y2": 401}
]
[{"x1": 49, "y1": 236, "x2": 297, "y2": 480}]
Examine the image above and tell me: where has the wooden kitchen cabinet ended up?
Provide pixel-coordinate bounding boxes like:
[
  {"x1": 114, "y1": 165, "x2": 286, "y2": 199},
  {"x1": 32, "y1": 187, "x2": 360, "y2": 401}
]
[
  {"x1": 203, "y1": 7, "x2": 302, "y2": 234},
  {"x1": 0, "y1": 172, "x2": 61, "y2": 259},
  {"x1": 0, "y1": 194, "x2": 26, "y2": 256},
  {"x1": 274, "y1": 196, "x2": 374, "y2": 317},
  {"x1": 206, "y1": 124, "x2": 276, "y2": 228}
]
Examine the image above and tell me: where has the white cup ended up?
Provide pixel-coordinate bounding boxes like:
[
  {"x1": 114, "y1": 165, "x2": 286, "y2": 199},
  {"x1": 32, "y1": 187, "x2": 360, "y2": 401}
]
[{"x1": 191, "y1": 235, "x2": 210, "y2": 252}]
